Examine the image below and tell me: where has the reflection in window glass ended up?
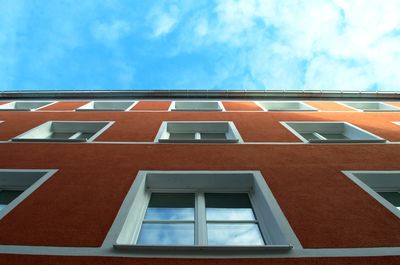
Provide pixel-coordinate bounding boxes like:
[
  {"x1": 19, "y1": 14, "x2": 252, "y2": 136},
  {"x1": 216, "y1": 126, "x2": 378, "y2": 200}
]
[
  {"x1": 207, "y1": 223, "x2": 264, "y2": 245},
  {"x1": 144, "y1": 193, "x2": 194, "y2": 220},
  {"x1": 205, "y1": 193, "x2": 264, "y2": 245},
  {"x1": 137, "y1": 192, "x2": 266, "y2": 246},
  {"x1": 137, "y1": 223, "x2": 194, "y2": 245},
  {"x1": 205, "y1": 193, "x2": 255, "y2": 221},
  {"x1": 138, "y1": 193, "x2": 195, "y2": 245}
]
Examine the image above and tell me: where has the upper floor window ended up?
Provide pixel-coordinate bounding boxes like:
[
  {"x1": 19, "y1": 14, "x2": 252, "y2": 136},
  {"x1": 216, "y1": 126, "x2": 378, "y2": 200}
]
[
  {"x1": 155, "y1": 121, "x2": 243, "y2": 143},
  {"x1": 343, "y1": 171, "x2": 400, "y2": 218},
  {"x1": 170, "y1": 101, "x2": 224, "y2": 111},
  {"x1": 0, "y1": 101, "x2": 55, "y2": 111},
  {"x1": 340, "y1": 102, "x2": 400, "y2": 112},
  {"x1": 0, "y1": 170, "x2": 57, "y2": 219},
  {"x1": 257, "y1": 101, "x2": 317, "y2": 111},
  {"x1": 281, "y1": 122, "x2": 386, "y2": 143},
  {"x1": 12, "y1": 121, "x2": 113, "y2": 142},
  {"x1": 76, "y1": 101, "x2": 137, "y2": 111}
]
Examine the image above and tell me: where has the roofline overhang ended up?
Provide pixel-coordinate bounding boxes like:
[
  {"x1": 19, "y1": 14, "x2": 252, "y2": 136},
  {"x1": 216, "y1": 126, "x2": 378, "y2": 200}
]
[{"x1": 0, "y1": 90, "x2": 399, "y2": 100}]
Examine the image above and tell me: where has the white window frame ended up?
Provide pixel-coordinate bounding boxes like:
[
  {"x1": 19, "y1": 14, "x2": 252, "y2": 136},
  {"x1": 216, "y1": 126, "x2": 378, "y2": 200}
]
[
  {"x1": 169, "y1": 101, "x2": 225, "y2": 111},
  {"x1": 281, "y1": 121, "x2": 386, "y2": 143},
  {"x1": 0, "y1": 101, "x2": 57, "y2": 111},
  {"x1": 112, "y1": 171, "x2": 301, "y2": 253},
  {"x1": 154, "y1": 121, "x2": 243, "y2": 143},
  {"x1": 338, "y1": 102, "x2": 400, "y2": 112},
  {"x1": 134, "y1": 191, "x2": 265, "y2": 246},
  {"x1": 11, "y1": 121, "x2": 114, "y2": 142},
  {"x1": 256, "y1": 101, "x2": 318, "y2": 112},
  {"x1": 75, "y1": 101, "x2": 137, "y2": 111},
  {"x1": 0, "y1": 169, "x2": 58, "y2": 220},
  {"x1": 342, "y1": 171, "x2": 400, "y2": 218}
]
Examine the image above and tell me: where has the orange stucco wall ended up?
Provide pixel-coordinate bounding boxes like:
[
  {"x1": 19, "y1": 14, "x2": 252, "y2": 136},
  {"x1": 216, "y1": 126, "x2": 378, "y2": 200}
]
[
  {"x1": 0, "y1": 100, "x2": 399, "y2": 264},
  {"x1": 0, "y1": 254, "x2": 399, "y2": 265}
]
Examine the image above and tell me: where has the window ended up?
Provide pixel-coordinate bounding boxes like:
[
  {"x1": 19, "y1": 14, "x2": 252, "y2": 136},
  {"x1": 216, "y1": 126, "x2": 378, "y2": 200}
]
[
  {"x1": 343, "y1": 171, "x2": 400, "y2": 218},
  {"x1": 76, "y1": 101, "x2": 137, "y2": 111},
  {"x1": 257, "y1": 101, "x2": 317, "y2": 111},
  {"x1": 0, "y1": 101, "x2": 55, "y2": 111},
  {"x1": 12, "y1": 121, "x2": 113, "y2": 142},
  {"x1": 114, "y1": 171, "x2": 300, "y2": 251},
  {"x1": 169, "y1": 101, "x2": 224, "y2": 111},
  {"x1": 136, "y1": 192, "x2": 264, "y2": 246},
  {"x1": 281, "y1": 122, "x2": 386, "y2": 143},
  {"x1": 340, "y1": 102, "x2": 400, "y2": 112},
  {"x1": 155, "y1": 121, "x2": 243, "y2": 143},
  {"x1": 0, "y1": 170, "x2": 57, "y2": 219}
]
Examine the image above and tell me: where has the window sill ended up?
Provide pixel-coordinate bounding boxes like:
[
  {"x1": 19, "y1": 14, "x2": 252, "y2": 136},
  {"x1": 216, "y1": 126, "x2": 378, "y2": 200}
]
[
  {"x1": 171, "y1": 109, "x2": 223, "y2": 112},
  {"x1": 75, "y1": 108, "x2": 131, "y2": 112},
  {"x1": 114, "y1": 244, "x2": 293, "y2": 253},
  {"x1": 11, "y1": 138, "x2": 87, "y2": 143},
  {"x1": 358, "y1": 109, "x2": 400, "y2": 112},
  {"x1": 157, "y1": 139, "x2": 239, "y2": 143},
  {"x1": 266, "y1": 109, "x2": 317, "y2": 112},
  {"x1": 308, "y1": 139, "x2": 386, "y2": 143},
  {"x1": 0, "y1": 109, "x2": 34, "y2": 111}
]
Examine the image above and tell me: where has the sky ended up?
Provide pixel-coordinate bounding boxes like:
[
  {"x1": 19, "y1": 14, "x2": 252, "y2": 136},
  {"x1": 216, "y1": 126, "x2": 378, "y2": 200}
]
[{"x1": 0, "y1": 0, "x2": 400, "y2": 91}]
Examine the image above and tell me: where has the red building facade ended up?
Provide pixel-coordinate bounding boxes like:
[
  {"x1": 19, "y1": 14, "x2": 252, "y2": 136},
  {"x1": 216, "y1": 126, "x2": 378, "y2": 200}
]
[{"x1": 0, "y1": 96, "x2": 399, "y2": 264}]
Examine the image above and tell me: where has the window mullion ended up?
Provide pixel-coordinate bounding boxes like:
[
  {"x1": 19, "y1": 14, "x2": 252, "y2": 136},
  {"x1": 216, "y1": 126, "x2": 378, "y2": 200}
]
[{"x1": 196, "y1": 192, "x2": 207, "y2": 245}]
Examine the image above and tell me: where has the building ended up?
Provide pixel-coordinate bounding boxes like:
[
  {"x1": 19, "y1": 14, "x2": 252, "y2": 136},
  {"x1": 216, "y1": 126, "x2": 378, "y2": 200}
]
[{"x1": 0, "y1": 91, "x2": 399, "y2": 264}]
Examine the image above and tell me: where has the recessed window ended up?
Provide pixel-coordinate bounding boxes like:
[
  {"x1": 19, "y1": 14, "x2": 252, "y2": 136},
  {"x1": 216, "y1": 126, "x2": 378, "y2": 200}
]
[
  {"x1": 114, "y1": 171, "x2": 300, "y2": 251},
  {"x1": 12, "y1": 121, "x2": 113, "y2": 142},
  {"x1": 343, "y1": 171, "x2": 400, "y2": 218},
  {"x1": 155, "y1": 121, "x2": 243, "y2": 143},
  {"x1": 257, "y1": 101, "x2": 317, "y2": 111},
  {"x1": 0, "y1": 170, "x2": 57, "y2": 219},
  {"x1": 136, "y1": 192, "x2": 264, "y2": 246},
  {"x1": 76, "y1": 101, "x2": 137, "y2": 111},
  {"x1": 281, "y1": 122, "x2": 385, "y2": 143},
  {"x1": 340, "y1": 102, "x2": 400, "y2": 112},
  {"x1": 170, "y1": 101, "x2": 224, "y2": 111},
  {"x1": 0, "y1": 101, "x2": 55, "y2": 111}
]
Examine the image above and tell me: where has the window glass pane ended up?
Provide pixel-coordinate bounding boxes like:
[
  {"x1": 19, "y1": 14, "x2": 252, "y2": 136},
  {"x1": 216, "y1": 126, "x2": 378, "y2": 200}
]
[
  {"x1": 205, "y1": 193, "x2": 255, "y2": 220},
  {"x1": 207, "y1": 223, "x2": 264, "y2": 245},
  {"x1": 200, "y1": 133, "x2": 227, "y2": 140},
  {"x1": 48, "y1": 132, "x2": 75, "y2": 139},
  {"x1": 76, "y1": 132, "x2": 94, "y2": 140},
  {"x1": 169, "y1": 133, "x2": 196, "y2": 140},
  {"x1": 0, "y1": 190, "x2": 23, "y2": 205},
  {"x1": 300, "y1": 133, "x2": 320, "y2": 141},
  {"x1": 378, "y1": 192, "x2": 400, "y2": 209},
  {"x1": 320, "y1": 133, "x2": 349, "y2": 140},
  {"x1": 137, "y1": 223, "x2": 194, "y2": 245},
  {"x1": 144, "y1": 193, "x2": 195, "y2": 220}
]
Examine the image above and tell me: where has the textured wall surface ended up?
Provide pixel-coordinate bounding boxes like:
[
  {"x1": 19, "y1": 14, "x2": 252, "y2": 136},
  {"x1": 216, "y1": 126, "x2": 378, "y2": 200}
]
[{"x1": 0, "y1": 101, "x2": 399, "y2": 264}]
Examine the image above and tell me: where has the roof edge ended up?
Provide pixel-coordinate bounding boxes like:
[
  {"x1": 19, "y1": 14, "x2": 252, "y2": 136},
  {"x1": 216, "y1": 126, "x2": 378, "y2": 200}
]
[{"x1": 1, "y1": 90, "x2": 399, "y2": 100}]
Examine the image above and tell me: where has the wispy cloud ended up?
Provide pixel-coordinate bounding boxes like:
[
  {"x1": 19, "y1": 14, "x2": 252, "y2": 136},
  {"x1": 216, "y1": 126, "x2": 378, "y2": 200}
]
[
  {"x1": 171, "y1": 0, "x2": 400, "y2": 91},
  {"x1": 92, "y1": 20, "x2": 131, "y2": 43},
  {"x1": 0, "y1": 0, "x2": 399, "y2": 91},
  {"x1": 148, "y1": 4, "x2": 180, "y2": 38}
]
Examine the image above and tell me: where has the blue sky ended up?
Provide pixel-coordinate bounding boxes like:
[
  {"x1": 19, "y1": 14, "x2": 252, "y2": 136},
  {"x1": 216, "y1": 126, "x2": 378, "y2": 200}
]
[{"x1": 1, "y1": 0, "x2": 400, "y2": 91}]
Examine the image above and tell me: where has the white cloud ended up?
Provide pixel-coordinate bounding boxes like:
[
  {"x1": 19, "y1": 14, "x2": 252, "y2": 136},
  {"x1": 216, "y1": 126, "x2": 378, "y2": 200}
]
[
  {"x1": 171, "y1": 0, "x2": 400, "y2": 90},
  {"x1": 92, "y1": 20, "x2": 131, "y2": 42},
  {"x1": 304, "y1": 55, "x2": 373, "y2": 90},
  {"x1": 148, "y1": 4, "x2": 180, "y2": 38}
]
